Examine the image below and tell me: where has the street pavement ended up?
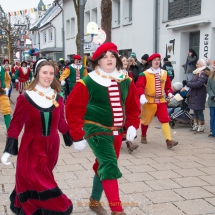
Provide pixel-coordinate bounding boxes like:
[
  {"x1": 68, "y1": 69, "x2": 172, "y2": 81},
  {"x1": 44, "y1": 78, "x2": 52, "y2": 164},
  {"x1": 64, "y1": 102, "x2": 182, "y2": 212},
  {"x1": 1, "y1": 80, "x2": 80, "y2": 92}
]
[{"x1": 0, "y1": 90, "x2": 215, "y2": 215}]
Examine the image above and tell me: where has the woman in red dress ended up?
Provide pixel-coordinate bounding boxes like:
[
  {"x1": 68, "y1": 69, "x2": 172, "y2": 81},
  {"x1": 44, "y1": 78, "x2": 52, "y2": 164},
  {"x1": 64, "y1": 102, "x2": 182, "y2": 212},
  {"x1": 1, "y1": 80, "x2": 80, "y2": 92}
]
[{"x1": 1, "y1": 58, "x2": 73, "y2": 215}]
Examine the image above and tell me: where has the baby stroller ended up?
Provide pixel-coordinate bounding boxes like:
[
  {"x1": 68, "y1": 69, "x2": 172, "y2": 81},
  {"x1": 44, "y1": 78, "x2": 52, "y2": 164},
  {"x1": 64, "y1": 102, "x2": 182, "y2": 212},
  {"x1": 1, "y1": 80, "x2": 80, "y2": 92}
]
[{"x1": 168, "y1": 90, "x2": 194, "y2": 129}]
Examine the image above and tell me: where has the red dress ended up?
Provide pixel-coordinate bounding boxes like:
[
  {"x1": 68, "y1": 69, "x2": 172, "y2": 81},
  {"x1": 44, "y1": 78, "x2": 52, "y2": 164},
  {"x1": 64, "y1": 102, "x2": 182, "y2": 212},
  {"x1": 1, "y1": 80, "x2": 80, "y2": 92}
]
[{"x1": 4, "y1": 93, "x2": 73, "y2": 215}]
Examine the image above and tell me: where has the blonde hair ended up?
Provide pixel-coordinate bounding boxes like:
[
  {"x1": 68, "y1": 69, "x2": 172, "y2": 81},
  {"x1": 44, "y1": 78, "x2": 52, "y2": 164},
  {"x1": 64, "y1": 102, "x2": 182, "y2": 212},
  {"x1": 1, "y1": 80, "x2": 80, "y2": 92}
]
[
  {"x1": 28, "y1": 61, "x2": 61, "y2": 92},
  {"x1": 128, "y1": 57, "x2": 137, "y2": 66}
]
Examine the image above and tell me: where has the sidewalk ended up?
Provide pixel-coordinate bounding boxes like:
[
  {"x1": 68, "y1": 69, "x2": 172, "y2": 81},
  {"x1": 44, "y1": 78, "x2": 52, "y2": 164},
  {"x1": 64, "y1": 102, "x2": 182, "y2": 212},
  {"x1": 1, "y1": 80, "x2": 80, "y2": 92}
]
[{"x1": 1, "y1": 90, "x2": 215, "y2": 215}]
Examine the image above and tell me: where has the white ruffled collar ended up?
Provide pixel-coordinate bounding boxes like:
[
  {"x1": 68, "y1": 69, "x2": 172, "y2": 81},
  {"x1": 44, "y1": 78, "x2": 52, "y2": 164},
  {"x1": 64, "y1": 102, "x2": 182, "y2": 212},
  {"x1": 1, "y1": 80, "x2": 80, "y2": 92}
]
[
  {"x1": 147, "y1": 68, "x2": 165, "y2": 76},
  {"x1": 35, "y1": 84, "x2": 52, "y2": 93},
  {"x1": 88, "y1": 67, "x2": 126, "y2": 87},
  {"x1": 71, "y1": 63, "x2": 82, "y2": 69},
  {"x1": 193, "y1": 66, "x2": 206, "y2": 74}
]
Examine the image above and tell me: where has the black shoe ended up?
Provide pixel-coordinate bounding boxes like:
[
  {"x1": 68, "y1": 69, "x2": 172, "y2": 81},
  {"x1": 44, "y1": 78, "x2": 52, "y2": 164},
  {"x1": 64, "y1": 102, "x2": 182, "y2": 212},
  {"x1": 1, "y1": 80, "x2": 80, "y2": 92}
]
[{"x1": 208, "y1": 134, "x2": 215, "y2": 138}]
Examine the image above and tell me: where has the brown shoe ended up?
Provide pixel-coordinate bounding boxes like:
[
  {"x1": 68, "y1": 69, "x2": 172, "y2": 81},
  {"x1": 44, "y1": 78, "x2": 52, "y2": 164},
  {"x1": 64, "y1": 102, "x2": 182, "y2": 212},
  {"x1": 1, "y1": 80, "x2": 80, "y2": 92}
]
[
  {"x1": 166, "y1": 139, "x2": 178, "y2": 149},
  {"x1": 111, "y1": 211, "x2": 127, "y2": 215},
  {"x1": 141, "y1": 135, "x2": 147, "y2": 144},
  {"x1": 126, "y1": 141, "x2": 138, "y2": 152},
  {"x1": 89, "y1": 197, "x2": 107, "y2": 215}
]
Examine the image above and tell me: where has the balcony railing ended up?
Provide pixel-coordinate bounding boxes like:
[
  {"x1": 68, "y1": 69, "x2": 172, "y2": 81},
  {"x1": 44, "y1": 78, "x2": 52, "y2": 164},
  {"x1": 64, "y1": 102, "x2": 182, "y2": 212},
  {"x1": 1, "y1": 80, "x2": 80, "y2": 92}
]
[{"x1": 168, "y1": 0, "x2": 201, "y2": 21}]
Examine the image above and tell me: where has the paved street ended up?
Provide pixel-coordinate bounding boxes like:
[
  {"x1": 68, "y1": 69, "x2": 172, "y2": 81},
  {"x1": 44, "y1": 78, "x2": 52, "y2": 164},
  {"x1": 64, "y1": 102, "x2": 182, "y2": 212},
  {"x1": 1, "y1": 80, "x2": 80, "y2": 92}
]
[{"x1": 0, "y1": 90, "x2": 215, "y2": 215}]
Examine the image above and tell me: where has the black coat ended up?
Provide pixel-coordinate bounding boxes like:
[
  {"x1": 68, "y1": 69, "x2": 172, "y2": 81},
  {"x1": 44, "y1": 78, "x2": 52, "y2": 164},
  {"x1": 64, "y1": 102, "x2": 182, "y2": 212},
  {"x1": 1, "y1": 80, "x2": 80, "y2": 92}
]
[
  {"x1": 140, "y1": 62, "x2": 150, "y2": 73},
  {"x1": 162, "y1": 61, "x2": 174, "y2": 81},
  {"x1": 128, "y1": 65, "x2": 139, "y2": 84},
  {"x1": 187, "y1": 70, "x2": 208, "y2": 110}
]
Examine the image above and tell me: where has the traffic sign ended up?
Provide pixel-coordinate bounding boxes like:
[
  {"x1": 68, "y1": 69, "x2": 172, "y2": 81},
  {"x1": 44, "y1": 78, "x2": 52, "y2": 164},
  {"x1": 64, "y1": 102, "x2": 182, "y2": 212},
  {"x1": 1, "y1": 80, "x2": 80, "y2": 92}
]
[{"x1": 93, "y1": 29, "x2": 106, "y2": 45}]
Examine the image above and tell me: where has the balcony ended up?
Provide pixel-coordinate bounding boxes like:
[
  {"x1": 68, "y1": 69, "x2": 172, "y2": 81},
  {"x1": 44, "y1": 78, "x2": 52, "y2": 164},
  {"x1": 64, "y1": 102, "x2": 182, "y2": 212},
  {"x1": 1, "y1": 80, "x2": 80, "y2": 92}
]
[{"x1": 168, "y1": 0, "x2": 201, "y2": 21}]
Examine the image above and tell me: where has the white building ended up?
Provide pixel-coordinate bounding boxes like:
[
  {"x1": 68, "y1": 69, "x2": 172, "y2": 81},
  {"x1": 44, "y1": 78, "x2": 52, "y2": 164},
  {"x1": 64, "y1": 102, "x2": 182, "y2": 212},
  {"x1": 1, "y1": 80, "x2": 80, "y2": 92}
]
[
  {"x1": 30, "y1": 1, "x2": 63, "y2": 61},
  {"x1": 63, "y1": 0, "x2": 214, "y2": 82}
]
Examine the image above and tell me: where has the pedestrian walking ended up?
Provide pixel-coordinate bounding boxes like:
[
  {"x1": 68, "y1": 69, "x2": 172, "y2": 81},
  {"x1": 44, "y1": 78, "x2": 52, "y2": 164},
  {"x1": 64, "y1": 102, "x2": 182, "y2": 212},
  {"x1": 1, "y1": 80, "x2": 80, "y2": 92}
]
[
  {"x1": 66, "y1": 42, "x2": 140, "y2": 215},
  {"x1": 136, "y1": 53, "x2": 178, "y2": 148},
  {"x1": 1, "y1": 58, "x2": 73, "y2": 215}
]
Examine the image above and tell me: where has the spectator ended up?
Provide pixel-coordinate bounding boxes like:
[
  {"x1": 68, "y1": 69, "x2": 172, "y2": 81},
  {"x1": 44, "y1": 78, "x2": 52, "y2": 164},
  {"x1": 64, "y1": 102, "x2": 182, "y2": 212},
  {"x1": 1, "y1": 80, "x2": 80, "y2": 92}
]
[
  {"x1": 187, "y1": 58, "x2": 210, "y2": 133},
  {"x1": 130, "y1": 52, "x2": 141, "y2": 73},
  {"x1": 206, "y1": 61, "x2": 215, "y2": 138},
  {"x1": 140, "y1": 54, "x2": 150, "y2": 72},
  {"x1": 182, "y1": 48, "x2": 198, "y2": 81},
  {"x1": 127, "y1": 57, "x2": 139, "y2": 84},
  {"x1": 162, "y1": 57, "x2": 174, "y2": 81}
]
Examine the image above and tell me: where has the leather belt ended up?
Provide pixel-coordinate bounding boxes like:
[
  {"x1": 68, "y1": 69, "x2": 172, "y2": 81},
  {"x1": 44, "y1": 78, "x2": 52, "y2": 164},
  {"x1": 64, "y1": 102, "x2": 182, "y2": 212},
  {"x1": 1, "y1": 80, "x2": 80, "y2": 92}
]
[{"x1": 84, "y1": 120, "x2": 122, "y2": 131}]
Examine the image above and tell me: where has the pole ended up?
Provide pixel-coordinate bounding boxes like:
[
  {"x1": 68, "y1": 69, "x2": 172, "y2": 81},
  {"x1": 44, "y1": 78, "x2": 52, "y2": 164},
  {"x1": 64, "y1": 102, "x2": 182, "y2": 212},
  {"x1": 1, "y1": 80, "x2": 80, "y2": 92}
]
[{"x1": 79, "y1": 0, "x2": 85, "y2": 59}]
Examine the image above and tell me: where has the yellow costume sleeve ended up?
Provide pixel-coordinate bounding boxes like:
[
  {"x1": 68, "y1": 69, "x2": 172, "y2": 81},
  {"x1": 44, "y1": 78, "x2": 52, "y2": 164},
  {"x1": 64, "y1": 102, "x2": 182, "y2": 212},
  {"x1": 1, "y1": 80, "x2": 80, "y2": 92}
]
[
  {"x1": 59, "y1": 68, "x2": 70, "y2": 81},
  {"x1": 4, "y1": 72, "x2": 11, "y2": 89}
]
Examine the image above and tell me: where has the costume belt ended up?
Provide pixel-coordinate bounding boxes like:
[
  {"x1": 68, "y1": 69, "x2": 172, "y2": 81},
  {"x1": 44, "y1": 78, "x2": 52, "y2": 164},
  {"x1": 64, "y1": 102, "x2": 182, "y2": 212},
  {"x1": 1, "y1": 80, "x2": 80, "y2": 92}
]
[
  {"x1": 84, "y1": 120, "x2": 122, "y2": 131},
  {"x1": 146, "y1": 94, "x2": 164, "y2": 99}
]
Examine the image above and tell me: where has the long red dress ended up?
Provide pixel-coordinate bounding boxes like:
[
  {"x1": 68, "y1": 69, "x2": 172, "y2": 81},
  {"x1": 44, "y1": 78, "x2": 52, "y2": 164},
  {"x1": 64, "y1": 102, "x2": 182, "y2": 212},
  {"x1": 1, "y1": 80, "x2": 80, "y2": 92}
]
[{"x1": 4, "y1": 92, "x2": 73, "y2": 215}]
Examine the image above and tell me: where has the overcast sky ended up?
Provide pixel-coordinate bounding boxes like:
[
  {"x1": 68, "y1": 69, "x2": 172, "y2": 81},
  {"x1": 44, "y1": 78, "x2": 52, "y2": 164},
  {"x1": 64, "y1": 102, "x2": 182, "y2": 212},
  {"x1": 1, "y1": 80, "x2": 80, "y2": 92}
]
[{"x1": 0, "y1": 0, "x2": 54, "y2": 13}]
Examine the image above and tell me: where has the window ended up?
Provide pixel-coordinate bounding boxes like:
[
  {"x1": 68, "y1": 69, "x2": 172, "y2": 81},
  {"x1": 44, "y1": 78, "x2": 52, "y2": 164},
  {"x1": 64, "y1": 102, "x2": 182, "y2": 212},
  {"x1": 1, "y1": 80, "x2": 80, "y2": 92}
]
[
  {"x1": 84, "y1": 11, "x2": 90, "y2": 34},
  {"x1": 49, "y1": 29, "x2": 53, "y2": 41},
  {"x1": 112, "y1": 0, "x2": 120, "y2": 27},
  {"x1": 123, "y1": 0, "x2": 132, "y2": 25},
  {"x1": 118, "y1": 49, "x2": 132, "y2": 58},
  {"x1": 66, "y1": 19, "x2": 71, "y2": 39},
  {"x1": 168, "y1": 0, "x2": 201, "y2": 21},
  {"x1": 71, "y1": 18, "x2": 75, "y2": 38},
  {"x1": 189, "y1": 31, "x2": 200, "y2": 58},
  {"x1": 91, "y1": 8, "x2": 97, "y2": 23},
  {"x1": 43, "y1": 31, "x2": 47, "y2": 43},
  {"x1": 34, "y1": 35, "x2": 36, "y2": 45}
]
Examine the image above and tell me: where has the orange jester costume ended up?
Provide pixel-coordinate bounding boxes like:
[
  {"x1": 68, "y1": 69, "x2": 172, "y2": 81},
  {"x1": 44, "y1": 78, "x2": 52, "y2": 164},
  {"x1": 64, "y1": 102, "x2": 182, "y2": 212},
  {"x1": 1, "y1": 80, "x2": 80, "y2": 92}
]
[{"x1": 136, "y1": 53, "x2": 178, "y2": 148}]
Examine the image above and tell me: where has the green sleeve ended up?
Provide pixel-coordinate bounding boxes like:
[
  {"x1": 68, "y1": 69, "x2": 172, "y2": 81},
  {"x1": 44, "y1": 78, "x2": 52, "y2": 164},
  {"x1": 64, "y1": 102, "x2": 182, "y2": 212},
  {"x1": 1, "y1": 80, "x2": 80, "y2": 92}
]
[
  {"x1": 15, "y1": 70, "x2": 19, "y2": 80},
  {"x1": 139, "y1": 72, "x2": 145, "y2": 76}
]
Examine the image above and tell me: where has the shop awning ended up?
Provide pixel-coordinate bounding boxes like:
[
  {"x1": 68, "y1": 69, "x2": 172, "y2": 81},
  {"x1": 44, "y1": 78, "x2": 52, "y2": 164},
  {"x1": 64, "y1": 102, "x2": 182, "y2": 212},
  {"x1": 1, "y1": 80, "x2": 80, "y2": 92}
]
[{"x1": 166, "y1": 19, "x2": 211, "y2": 30}]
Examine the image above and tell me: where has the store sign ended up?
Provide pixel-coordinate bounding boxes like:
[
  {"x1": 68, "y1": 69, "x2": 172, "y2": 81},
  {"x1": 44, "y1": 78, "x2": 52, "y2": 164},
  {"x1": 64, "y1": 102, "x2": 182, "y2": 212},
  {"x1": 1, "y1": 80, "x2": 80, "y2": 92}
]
[{"x1": 204, "y1": 34, "x2": 209, "y2": 58}]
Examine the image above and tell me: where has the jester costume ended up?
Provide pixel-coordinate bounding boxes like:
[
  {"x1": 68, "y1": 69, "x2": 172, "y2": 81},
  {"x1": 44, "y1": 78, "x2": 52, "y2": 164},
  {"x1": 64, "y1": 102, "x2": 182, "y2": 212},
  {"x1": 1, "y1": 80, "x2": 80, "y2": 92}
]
[
  {"x1": 66, "y1": 65, "x2": 140, "y2": 213},
  {"x1": 15, "y1": 61, "x2": 32, "y2": 94},
  {"x1": 0, "y1": 65, "x2": 12, "y2": 130},
  {"x1": 59, "y1": 55, "x2": 87, "y2": 93},
  {"x1": 136, "y1": 53, "x2": 178, "y2": 148}
]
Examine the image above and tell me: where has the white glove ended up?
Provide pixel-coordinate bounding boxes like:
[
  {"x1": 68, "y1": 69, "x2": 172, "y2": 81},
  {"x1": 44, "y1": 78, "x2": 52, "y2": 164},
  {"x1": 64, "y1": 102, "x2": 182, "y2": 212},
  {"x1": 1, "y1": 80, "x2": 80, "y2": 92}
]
[
  {"x1": 15, "y1": 79, "x2": 19, "y2": 83},
  {"x1": 73, "y1": 139, "x2": 86, "y2": 151},
  {"x1": 168, "y1": 93, "x2": 173, "y2": 98},
  {"x1": 1, "y1": 152, "x2": 11, "y2": 165},
  {"x1": 4, "y1": 88, "x2": 9, "y2": 96},
  {"x1": 61, "y1": 80, "x2": 66, "y2": 86},
  {"x1": 28, "y1": 80, "x2": 31, "y2": 83},
  {"x1": 126, "y1": 126, "x2": 137, "y2": 141},
  {"x1": 140, "y1": 94, "x2": 148, "y2": 105}
]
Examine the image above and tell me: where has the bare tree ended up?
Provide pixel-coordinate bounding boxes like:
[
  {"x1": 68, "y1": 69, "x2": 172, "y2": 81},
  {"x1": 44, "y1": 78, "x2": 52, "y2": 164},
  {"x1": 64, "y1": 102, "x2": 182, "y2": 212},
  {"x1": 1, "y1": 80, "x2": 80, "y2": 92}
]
[
  {"x1": 73, "y1": 0, "x2": 80, "y2": 55},
  {"x1": 101, "y1": 0, "x2": 112, "y2": 42},
  {"x1": 0, "y1": 6, "x2": 21, "y2": 63}
]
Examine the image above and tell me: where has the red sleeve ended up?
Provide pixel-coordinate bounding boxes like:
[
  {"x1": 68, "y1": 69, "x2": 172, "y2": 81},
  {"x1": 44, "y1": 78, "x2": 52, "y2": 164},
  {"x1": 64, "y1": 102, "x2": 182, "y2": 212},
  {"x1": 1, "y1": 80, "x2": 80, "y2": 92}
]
[
  {"x1": 66, "y1": 82, "x2": 89, "y2": 141},
  {"x1": 135, "y1": 75, "x2": 146, "y2": 96},
  {"x1": 165, "y1": 74, "x2": 173, "y2": 95},
  {"x1": 8, "y1": 95, "x2": 25, "y2": 139},
  {"x1": 124, "y1": 81, "x2": 141, "y2": 130},
  {"x1": 58, "y1": 97, "x2": 70, "y2": 134}
]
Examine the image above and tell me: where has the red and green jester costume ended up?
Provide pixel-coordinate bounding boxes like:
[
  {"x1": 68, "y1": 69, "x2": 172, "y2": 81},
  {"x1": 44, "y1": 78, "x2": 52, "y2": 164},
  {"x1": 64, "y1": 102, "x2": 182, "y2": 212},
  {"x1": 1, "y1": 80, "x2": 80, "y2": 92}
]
[{"x1": 66, "y1": 66, "x2": 140, "y2": 213}]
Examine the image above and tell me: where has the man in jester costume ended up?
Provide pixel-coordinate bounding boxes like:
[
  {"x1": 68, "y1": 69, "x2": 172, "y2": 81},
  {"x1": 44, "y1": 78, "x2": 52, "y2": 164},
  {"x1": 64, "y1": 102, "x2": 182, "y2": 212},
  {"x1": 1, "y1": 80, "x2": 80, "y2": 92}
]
[
  {"x1": 15, "y1": 60, "x2": 32, "y2": 94},
  {"x1": 136, "y1": 53, "x2": 178, "y2": 148},
  {"x1": 59, "y1": 54, "x2": 87, "y2": 93},
  {"x1": 66, "y1": 43, "x2": 140, "y2": 215},
  {"x1": 0, "y1": 60, "x2": 12, "y2": 130}
]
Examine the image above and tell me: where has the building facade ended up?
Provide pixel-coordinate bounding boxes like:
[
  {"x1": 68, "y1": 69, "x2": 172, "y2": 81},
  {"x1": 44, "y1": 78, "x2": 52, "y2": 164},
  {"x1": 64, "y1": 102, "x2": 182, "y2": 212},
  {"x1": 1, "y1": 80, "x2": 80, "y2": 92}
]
[
  {"x1": 63, "y1": 0, "x2": 215, "y2": 82},
  {"x1": 30, "y1": 1, "x2": 63, "y2": 61}
]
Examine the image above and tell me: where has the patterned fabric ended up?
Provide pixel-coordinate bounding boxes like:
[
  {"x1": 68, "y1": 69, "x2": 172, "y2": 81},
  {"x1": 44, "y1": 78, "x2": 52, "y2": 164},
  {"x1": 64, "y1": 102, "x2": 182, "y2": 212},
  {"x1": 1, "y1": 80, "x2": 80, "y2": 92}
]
[{"x1": 108, "y1": 80, "x2": 124, "y2": 127}]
